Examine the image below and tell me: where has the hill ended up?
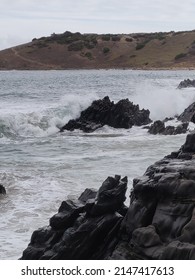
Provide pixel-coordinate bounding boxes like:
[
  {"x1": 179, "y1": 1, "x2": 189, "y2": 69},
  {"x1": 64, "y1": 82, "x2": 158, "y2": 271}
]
[{"x1": 1, "y1": 30, "x2": 195, "y2": 70}]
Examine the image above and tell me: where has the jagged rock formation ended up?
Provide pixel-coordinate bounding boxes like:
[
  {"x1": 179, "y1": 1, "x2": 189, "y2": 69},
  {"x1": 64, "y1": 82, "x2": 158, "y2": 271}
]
[
  {"x1": 148, "y1": 120, "x2": 189, "y2": 135},
  {"x1": 21, "y1": 132, "x2": 195, "y2": 260},
  {"x1": 60, "y1": 96, "x2": 151, "y2": 133},
  {"x1": 178, "y1": 79, "x2": 195, "y2": 89},
  {"x1": 0, "y1": 184, "x2": 6, "y2": 194},
  {"x1": 20, "y1": 176, "x2": 128, "y2": 260},
  {"x1": 178, "y1": 102, "x2": 195, "y2": 123}
]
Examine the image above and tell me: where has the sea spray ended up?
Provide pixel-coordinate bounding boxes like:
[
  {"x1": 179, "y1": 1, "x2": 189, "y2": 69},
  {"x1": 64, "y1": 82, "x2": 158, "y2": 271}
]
[
  {"x1": 131, "y1": 80, "x2": 195, "y2": 120},
  {"x1": 0, "y1": 93, "x2": 99, "y2": 140}
]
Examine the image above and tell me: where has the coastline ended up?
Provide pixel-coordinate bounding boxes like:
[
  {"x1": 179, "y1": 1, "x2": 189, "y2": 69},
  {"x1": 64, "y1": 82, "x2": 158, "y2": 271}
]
[{"x1": 0, "y1": 67, "x2": 195, "y2": 71}]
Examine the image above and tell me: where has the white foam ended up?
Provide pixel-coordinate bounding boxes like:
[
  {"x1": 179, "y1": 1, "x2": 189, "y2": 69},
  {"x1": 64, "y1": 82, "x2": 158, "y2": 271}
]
[
  {"x1": 130, "y1": 82, "x2": 195, "y2": 120},
  {"x1": 59, "y1": 93, "x2": 98, "y2": 119}
]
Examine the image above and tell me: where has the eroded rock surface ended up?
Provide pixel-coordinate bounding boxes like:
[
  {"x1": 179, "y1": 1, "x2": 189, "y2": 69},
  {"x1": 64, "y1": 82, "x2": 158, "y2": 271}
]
[
  {"x1": 60, "y1": 96, "x2": 151, "y2": 133},
  {"x1": 21, "y1": 132, "x2": 195, "y2": 260},
  {"x1": 148, "y1": 120, "x2": 188, "y2": 135},
  {"x1": 178, "y1": 102, "x2": 195, "y2": 123},
  {"x1": 20, "y1": 176, "x2": 128, "y2": 260}
]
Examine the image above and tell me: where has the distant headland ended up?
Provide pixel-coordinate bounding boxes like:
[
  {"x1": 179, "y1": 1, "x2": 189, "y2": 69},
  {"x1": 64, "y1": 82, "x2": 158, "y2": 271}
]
[{"x1": 1, "y1": 30, "x2": 195, "y2": 70}]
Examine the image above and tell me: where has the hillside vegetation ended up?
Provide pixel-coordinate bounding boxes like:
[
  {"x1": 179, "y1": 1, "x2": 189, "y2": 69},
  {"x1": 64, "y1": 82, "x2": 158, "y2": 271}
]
[{"x1": 1, "y1": 30, "x2": 195, "y2": 69}]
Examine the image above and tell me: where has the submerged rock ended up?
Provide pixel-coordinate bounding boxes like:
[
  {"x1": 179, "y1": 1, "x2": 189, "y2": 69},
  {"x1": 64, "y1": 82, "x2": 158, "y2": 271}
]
[
  {"x1": 148, "y1": 120, "x2": 188, "y2": 135},
  {"x1": 148, "y1": 120, "x2": 165, "y2": 134},
  {"x1": 0, "y1": 184, "x2": 6, "y2": 194},
  {"x1": 21, "y1": 132, "x2": 195, "y2": 260},
  {"x1": 60, "y1": 96, "x2": 151, "y2": 133},
  {"x1": 178, "y1": 79, "x2": 195, "y2": 89}
]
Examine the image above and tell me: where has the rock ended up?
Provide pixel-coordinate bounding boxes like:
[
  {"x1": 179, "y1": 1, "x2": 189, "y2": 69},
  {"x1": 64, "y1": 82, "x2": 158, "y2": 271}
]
[
  {"x1": 49, "y1": 200, "x2": 85, "y2": 230},
  {"x1": 174, "y1": 122, "x2": 189, "y2": 134},
  {"x1": 178, "y1": 102, "x2": 195, "y2": 123},
  {"x1": 60, "y1": 96, "x2": 151, "y2": 133},
  {"x1": 20, "y1": 175, "x2": 127, "y2": 260},
  {"x1": 148, "y1": 120, "x2": 165, "y2": 134},
  {"x1": 21, "y1": 132, "x2": 195, "y2": 260},
  {"x1": 163, "y1": 117, "x2": 174, "y2": 122},
  {"x1": 148, "y1": 120, "x2": 188, "y2": 135},
  {"x1": 78, "y1": 188, "x2": 97, "y2": 203},
  {"x1": 118, "y1": 131, "x2": 195, "y2": 260},
  {"x1": 89, "y1": 175, "x2": 127, "y2": 216},
  {"x1": 163, "y1": 125, "x2": 175, "y2": 135},
  {"x1": 0, "y1": 184, "x2": 6, "y2": 194},
  {"x1": 178, "y1": 79, "x2": 195, "y2": 89},
  {"x1": 181, "y1": 131, "x2": 195, "y2": 152}
]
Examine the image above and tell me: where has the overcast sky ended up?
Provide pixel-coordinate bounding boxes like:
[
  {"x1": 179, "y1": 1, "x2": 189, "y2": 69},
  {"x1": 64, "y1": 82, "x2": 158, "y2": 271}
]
[{"x1": 0, "y1": 0, "x2": 195, "y2": 50}]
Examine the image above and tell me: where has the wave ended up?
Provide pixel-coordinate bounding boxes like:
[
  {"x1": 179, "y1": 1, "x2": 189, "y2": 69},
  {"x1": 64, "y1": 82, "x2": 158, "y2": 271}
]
[
  {"x1": 0, "y1": 93, "x2": 98, "y2": 140},
  {"x1": 0, "y1": 113, "x2": 57, "y2": 140},
  {"x1": 130, "y1": 82, "x2": 195, "y2": 120},
  {"x1": 1, "y1": 85, "x2": 195, "y2": 141}
]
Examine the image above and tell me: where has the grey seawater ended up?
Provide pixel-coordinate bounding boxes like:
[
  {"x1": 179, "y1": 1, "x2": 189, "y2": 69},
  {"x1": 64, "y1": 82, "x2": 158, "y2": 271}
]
[{"x1": 0, "y1": 69, "x2": 195, "y2": 259}]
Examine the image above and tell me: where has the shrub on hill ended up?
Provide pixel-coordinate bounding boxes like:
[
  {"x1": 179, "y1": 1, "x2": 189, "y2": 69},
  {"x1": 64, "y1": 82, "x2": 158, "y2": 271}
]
[
  {"x1": 35, "y1": 41, "x2": 49, "y2": 48},
  {"x1": 101, "y1": 35, "x2": 111, "y2": 41},
  {"x1": 136, "y1": 42, "x2": 146, "y2": 50},
  {"x1": 175, "y1": 53, "x2": 187, "y2": 60},
  {"x1": 111, "y1": 35, "x2": 120, "y2": 41},
  {"x1": 125, "y1": 37, "x2": 133, "y2": 42},
  {"x1": 103, "y1": 47, "x2": 110, "y2": 54},
  {"x1": 84, "y1": 52, "x2": 93, "y2": 60},
  {"x1": 68, "y1": 41, "x2": 84, "y2": 51},
  {"x1": 84, "y1": 41, "x2": 96, "y2": 49}
]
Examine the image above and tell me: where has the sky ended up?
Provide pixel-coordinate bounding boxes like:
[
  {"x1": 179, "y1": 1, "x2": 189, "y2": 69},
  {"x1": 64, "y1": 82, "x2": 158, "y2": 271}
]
[{"x1": 0, "y1": 0, "x2": 195, "y2": 50}]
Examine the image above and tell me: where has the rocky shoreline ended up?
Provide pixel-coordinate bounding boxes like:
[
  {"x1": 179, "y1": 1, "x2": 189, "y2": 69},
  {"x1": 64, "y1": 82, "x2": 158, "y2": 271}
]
[
  {"x1": 59, "y1": 96, "x2": 194, "y2": 136},
  {"x1": 1, "y1": 90, "x2": 195, "y2": 260},
  {"x1": 21, "y1": 131, "x2": 195, "y2": 260}
]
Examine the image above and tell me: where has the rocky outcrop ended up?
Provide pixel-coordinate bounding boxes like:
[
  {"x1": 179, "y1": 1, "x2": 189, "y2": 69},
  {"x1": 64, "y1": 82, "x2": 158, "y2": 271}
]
[
  {"x1": 0, "y1": 184, "x2": 6, "y2": 194},
  {"x1": 178, "y1": 79, "x2": 195, "y2": 89},
  {"x1": 60, "y1": 96, "x2": 151, "y2": 133},
  {"x1": 119, "y1": 133, "x2": 195, "y2": 260},
  {"x1": 20, "y1": 176, "x2": 128, "y2": 260},
  {"x1": 148, "y1": 120, "x2": 188, "y2": 135},
  {"x1": 21, "y1": 132, "x2": 195, "y2": 260},
  {"x1": 178, "y1": 102, "x2": 195, "y2": 123}
]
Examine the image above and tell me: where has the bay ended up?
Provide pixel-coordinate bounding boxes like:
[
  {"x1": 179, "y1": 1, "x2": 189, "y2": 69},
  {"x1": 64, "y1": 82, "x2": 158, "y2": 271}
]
[{"x1": 0, "y1": 69, "x2": 195, "y2": 259}]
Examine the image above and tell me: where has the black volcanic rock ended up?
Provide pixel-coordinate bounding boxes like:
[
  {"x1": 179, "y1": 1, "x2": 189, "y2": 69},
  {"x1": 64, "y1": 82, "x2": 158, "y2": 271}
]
[
  {"x1": 178, "y1": 102, "x2": 195, "y2": 123},
  {"x1": 178, "y1": 79, "x2": 195, "y2": 89},
  {"x1": 182, "y1": 131, "x2": 195, "y2": 152},
  {"x1": 60, "y1": 96, "x2": 151, "y2": 133},
  {"x1": 21, "y1": 132, "x2": 195, "y2": 260},
  {"x1": 148, "y1": 120, "x2": 165, "y2": 134},
  {"x1": 117, "y1": 131, "x2": 195, "y2": 260},
  {"x1": 0, "y1": 184, "x2": 6, "y2": 194},
  {"x1": 20, "y1": 175, "x2": 127, "y2": 260},
  {"x1": 89, "y1": 175, "x2": 127, "y2": 216},
  {"x1": 148, "y1": 120, "x2": 188, "y2": 135}
]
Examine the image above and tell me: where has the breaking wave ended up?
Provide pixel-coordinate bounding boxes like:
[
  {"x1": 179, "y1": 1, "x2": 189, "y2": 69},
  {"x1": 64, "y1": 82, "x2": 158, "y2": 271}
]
[
  {"x1": 131, "y1": 82, "x2": 195, "y2": 120},
  {"x1": 0, "y1": 93, "x2": 98, "y2": 140}
]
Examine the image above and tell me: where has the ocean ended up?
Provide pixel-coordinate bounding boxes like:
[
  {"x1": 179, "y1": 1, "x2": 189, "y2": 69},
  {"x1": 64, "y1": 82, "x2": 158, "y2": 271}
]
[{"x1": 0, "y1": 69, "x2": 195, "y2": 259}]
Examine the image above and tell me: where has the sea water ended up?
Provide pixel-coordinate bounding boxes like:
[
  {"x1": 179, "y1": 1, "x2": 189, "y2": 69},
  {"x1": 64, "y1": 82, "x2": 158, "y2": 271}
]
[{"x1": 0, "y1": 69, "x2": 195, "y2": 259}]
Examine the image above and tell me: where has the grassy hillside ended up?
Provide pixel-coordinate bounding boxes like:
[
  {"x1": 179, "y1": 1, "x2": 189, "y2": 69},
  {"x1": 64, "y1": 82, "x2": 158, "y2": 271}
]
[{"x1": 1, "y1": 30, "x2": 195, "y2": 70}]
